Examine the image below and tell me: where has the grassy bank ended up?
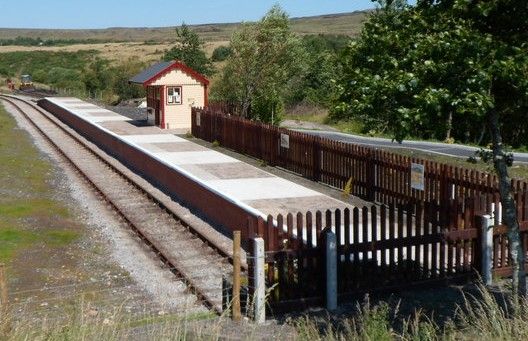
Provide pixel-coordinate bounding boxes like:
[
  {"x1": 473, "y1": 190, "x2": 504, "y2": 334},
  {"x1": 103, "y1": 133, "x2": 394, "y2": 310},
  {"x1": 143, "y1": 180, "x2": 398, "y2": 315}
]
[
  {"x1": 2, "y1": 283, "x2": 528, "y2": 339},
  {"x1": 389, "y1": 147, "x2": 528, "y2": 180},
  {"x1": 0, "y1": 103, "x2": 80, "y2": 263}
]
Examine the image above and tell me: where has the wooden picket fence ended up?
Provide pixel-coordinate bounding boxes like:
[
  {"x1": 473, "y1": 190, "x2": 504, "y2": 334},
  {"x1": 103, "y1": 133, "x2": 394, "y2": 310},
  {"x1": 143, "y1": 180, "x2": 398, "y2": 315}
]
[
  {"x1": 248, "y1": 195, "x2": 528, "y2": 312},
  {"x1": 191, "y1": 107, "x2": 528, "y2": 311},
  {"x1": 192, "y1": 107, "x2": 528, "y2": 208}
]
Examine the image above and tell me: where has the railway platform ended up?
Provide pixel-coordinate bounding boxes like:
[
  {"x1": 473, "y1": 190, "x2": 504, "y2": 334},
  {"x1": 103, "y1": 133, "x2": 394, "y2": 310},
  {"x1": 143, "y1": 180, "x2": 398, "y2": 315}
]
[{"x1": 39, "y1": 97, "x2": 352, "y2": 233}]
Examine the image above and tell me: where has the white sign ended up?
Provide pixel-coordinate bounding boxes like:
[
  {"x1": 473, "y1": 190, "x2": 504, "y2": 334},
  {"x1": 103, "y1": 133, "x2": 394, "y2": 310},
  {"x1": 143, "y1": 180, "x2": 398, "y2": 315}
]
[
  {"x1": 280, "y1": 133, "x2": 290, "y2": 149},
  {"x1": 196, "y1": 112, "x2": 201, "y2": 127},
  {"x1": 411, "y1": 163, "x2": 425, "y2": 191}
]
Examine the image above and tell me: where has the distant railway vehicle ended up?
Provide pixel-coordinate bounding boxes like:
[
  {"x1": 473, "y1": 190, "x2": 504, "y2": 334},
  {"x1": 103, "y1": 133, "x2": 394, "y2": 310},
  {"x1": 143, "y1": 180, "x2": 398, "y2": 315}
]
[{"x1": 19, "y1": 74, "x2": 34, "y2": 90}]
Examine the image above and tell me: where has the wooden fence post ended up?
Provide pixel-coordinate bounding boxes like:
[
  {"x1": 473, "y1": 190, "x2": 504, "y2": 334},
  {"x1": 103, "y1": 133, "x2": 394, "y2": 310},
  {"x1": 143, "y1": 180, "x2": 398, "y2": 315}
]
[
  {"x1": 0, "y1": 263, "x2": 9, "y2": 334},
  {"x1": 232, "y1": 231, "x2": 242, "y2": 321},
  {"x1": 312, "y1": 139, "x2": 321, "y2": 182},
  {"x1": 366, "y1": 149, "x2": 376, "y2": 202}
]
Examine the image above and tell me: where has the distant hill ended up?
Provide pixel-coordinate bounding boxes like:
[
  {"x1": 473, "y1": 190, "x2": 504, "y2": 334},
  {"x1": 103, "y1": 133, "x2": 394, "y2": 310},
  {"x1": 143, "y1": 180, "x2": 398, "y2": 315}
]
[{"x1": 0, "y1": 11, "x2": 368, "y2": 43}]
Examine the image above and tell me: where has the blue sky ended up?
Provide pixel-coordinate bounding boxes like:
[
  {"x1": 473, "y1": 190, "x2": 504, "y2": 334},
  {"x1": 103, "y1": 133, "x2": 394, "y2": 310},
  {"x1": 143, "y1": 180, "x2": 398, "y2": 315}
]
[{"x1": 0, "y1": 0, "x2": 378, "y2": 29}]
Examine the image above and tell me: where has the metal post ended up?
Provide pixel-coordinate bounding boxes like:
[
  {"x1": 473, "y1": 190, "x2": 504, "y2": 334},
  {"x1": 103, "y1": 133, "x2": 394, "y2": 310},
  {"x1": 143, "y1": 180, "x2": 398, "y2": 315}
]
[
  {"x1": 479, "y1": 214, "x2": 494, "y2": 285},
  {"x1": 325, "y1": 230, "x2": 337, "y2": 310},
  {"x1": 253, "y1": 237, "x2": 265, "y2": 324},
  {"x1": 232, "y1": 231, "x2": 242, "y2": 321}
]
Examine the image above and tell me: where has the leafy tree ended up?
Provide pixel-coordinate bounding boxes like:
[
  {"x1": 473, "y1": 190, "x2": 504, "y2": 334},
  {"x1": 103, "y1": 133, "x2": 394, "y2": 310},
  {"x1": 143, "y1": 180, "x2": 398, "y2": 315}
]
[
  {"x1": 83, "y1": 57, "x2": 111, "y2": 95},
  {"x1": 211, "y1": 45, "x2": 232, "y2": 62},
  {"x1": 211, "y1": 5, "x2": 306, "y2": 122},
  {"x1": 331, "y1": 0, "x2": 528, "y2": 296},
  {"x1": 286, "y1": 34, "x2": 350, "y2": 108},
  {"x1": 110, "y1": 58, "x2": 145, "y2": 101},
  {"x1": 47, "y1": 67, "x2": 84, "y2": 89},
  {"x1": 163, "y1": 23, "x2": 214, "y2": 76}
]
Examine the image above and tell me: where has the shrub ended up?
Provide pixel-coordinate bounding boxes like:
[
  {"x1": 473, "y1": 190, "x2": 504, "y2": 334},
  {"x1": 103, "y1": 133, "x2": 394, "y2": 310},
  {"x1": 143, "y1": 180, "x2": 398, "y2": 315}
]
[{"x1": 211, "y1": 45, "x2": 232, "y2": 62}]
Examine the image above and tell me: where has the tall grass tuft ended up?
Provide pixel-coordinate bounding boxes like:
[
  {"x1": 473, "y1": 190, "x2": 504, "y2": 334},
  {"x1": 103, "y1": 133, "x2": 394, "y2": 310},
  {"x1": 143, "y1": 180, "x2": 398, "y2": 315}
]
[
  {"x1": 453, "y1": 283, "x2": 528, "y2": 340},
  {"x1": 0, "y1": 301, "x2": 218, "y2": 341},
  {"x1": 290, "y1": 283, "x2": 528, "y2": 340},
  {"x1": 291, "y1": 297, "x2": 396, "y2": 340}
]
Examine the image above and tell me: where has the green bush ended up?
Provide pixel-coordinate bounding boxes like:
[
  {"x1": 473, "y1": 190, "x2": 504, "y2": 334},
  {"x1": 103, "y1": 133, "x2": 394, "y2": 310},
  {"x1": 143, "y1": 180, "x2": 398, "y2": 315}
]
[
  {"x1": 0, "y1": 36, "x2": 116, "y2": 46},
  {"x1": 0, "y1": 50, "x2": 145, "y2": 104},
  {"x1": 211, "y1": 45, "x2": 232, "y2": 62},
  {"x1": 0, "y1": 50, "x2": 97, "y2": 88},
  {"x1": 251, "y1": 93, "x2": 284, "y2": 125}
]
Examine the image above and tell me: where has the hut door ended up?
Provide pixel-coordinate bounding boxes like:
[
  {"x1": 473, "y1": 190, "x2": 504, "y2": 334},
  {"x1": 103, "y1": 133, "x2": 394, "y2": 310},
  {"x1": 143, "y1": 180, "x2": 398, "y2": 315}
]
[{"x1": 155, "y1": 107, "x2": 160, "y2": 126}]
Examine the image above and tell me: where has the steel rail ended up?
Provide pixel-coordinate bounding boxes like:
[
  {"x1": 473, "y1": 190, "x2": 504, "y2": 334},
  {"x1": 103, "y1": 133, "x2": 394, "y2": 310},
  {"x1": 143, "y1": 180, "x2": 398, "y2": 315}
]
[{"x1": 0, "y1": 95, "x2": 229, "y2": 315}]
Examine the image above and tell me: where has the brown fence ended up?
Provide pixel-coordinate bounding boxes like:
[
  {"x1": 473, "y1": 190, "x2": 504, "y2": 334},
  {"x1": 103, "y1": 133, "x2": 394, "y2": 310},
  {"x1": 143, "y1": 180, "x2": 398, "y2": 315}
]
[
  {"x1": 192, "y1": 108, "x2": 528, "y2": 208},
  {"x1": 248, "y1": 196, "x2": 528, "y2": 312}
]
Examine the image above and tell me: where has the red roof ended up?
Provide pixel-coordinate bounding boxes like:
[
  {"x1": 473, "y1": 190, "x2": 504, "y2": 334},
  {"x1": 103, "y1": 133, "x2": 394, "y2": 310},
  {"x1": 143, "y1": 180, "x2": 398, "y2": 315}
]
[{"x1": 130, "y1": 60, "x2": 209, "y2": 86}]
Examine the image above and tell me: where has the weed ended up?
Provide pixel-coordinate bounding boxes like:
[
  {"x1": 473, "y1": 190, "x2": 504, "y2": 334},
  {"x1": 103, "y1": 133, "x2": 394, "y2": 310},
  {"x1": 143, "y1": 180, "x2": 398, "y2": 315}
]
[
  {"x1": 444, "y1": 137, "x2": 455, "y2": 144},
  {"x1": 0, "y1": 228, "x2": 38, "y2": 262},
  {"x1": 342, "y1": 176, "x2": 353, "y2": 199},
  {"x1": 291, "y1": 282, "x2": 528, "y2": 340},
  {"x1": 0, "y1": 199, "x2": 69, "y2": 219},
  {"x1": 44, "y1": 229, "x2": 80, "y2": 246}
]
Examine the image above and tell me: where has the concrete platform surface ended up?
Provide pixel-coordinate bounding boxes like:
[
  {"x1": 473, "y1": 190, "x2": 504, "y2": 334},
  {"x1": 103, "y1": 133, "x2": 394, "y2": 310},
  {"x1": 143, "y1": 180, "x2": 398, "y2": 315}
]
[{"x1": 45, "y1": 97, "x2": 351, "y2": 218}]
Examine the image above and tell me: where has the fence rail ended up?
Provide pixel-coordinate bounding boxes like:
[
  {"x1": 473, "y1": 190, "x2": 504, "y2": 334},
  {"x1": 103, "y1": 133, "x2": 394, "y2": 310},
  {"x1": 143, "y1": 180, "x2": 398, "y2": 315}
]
[
  {"x1": 248, "y1": 199, "x2": 528, "y2": 311},
  {"x1": 192, "y1": 108, "x2": 528, "y2": 208}
]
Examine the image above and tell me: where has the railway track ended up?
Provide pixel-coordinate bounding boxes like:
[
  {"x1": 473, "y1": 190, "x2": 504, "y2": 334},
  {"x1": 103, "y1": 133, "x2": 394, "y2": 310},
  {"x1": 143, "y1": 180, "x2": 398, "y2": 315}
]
[
  {"x1": 13, "y1": 88, "x2": 57, "y2": 98},
  {"x1": 0, "y1": 95, "x2": 241, "y2": 314}
]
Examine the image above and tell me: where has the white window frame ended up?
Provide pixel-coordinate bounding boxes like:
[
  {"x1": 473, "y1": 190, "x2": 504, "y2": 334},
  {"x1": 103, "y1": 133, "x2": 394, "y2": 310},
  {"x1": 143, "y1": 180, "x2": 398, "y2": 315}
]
[{"x1": 167, "y1": 86, "x2": 182, "y2": 105}]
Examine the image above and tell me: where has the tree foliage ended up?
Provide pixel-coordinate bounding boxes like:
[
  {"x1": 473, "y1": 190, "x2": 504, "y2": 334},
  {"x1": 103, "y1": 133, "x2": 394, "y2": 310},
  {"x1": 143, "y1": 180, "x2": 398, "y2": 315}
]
[
  {"x1": 81, "y1": 57, "x2": 145, "y2": 102},
  {"x1": 211, "y1": 45, "x2": 232, "y2": 62},
  {"x1": 211, "y1": 5, "x2": 306, "y2": 122},
  {"x1": 286, "y1": 34, "x2": 350, "y2": 108},
  {"x1": 163, "y1": 23, "x2": 214, "y2": 76},
  {"x1": 331, "y1": 0, "x2": 528, "y2": 146},
  {"x1": 331, "y1": 0, "x2": 528, "y2": 296},
  {"x1": 0, "y1": 49, "x2": 143, "y2": 103}
]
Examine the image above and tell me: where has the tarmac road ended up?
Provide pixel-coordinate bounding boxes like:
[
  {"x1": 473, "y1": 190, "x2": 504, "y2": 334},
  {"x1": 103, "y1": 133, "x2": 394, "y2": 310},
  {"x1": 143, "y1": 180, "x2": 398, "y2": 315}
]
[{"x1": 296, "y1": 129, "x2": 528, "y2": 164}]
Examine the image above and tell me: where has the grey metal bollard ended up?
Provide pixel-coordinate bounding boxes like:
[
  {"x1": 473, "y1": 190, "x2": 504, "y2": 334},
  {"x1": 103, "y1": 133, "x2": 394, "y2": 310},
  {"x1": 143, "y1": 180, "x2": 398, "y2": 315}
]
[
  {"x1": 479, "y1": 214, "x2": 494, "y2": 286},
  {"x1": 325, "y1": 230, "x2": 337, "y2": 311},
  {"x1": 253, "y1": 237, "x2": 266, "y2": 324}
]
